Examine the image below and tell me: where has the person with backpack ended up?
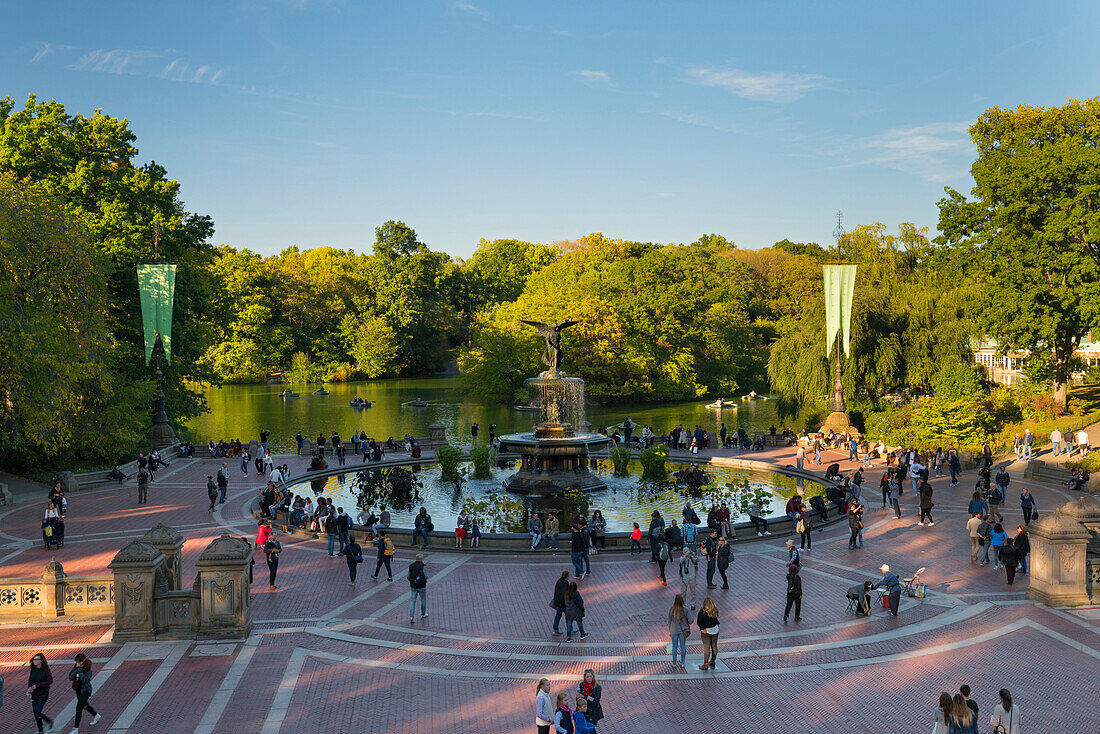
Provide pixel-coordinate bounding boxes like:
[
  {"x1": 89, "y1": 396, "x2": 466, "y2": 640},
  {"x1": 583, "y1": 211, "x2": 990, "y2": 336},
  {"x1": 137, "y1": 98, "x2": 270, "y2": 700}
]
[
  {"x1": 137, "y1": 466, "x2": 149, "y2": 505},
  {"x1": 655, "y1": 533, "x2": 670, "y2": 585},
  {"x1": 681, "y1": 519, "x2": 698, "y2": 553},
  {"x1": 68, "y1": 652, "x2": 100, "y2": 732},
  {"x1": 408, "y1": 553, "x2": 427, "y2": 622},
  {"x1": 988, "y1": 484, "x2": 1004, "y2": 523},
  {"x1": 648, "y1": 510, "x2": 665, "y2": 563},
  {"x1": 372, "y1": 530, "x2": 394, "y2": 581},
  {"x1": 678, "y1": 547, "x2": 699, "y2": 610},
  {"x1": 345, "y1": 536, "x2": 363, "y2": 584},
  {"x1": 989, "y1": 688, "x2": 1020, "y2": 734},
  {"x1": 796, "y1": 508, "x2": 813, "y2": 551}
]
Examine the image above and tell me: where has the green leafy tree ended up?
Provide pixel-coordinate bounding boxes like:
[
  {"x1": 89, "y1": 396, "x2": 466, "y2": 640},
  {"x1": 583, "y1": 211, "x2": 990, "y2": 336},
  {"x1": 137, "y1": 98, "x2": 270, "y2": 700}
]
[
  {"x1": 341, "y1": 314, "x2": 399, "y2": 378},
  {"x1": 373, "y1": 219, "x2": 425, "y2": 259},
  {"x1": 934, "y1": 362, "x2": 985, "y2": 401},
  {"x1": 936, "y1": 99, "x2": 1100, "y2": 410}
]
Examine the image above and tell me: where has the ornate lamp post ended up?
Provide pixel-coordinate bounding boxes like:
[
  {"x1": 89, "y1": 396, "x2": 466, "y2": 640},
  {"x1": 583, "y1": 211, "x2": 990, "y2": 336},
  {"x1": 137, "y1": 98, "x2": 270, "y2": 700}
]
[{"x1": 138, "y1": 264, "x2": 178, "y2": 446}]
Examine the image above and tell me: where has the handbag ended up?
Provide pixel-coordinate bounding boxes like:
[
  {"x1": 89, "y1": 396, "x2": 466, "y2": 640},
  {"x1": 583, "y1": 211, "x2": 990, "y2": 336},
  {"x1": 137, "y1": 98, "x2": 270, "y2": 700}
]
[{"x1": 44, "y1": 526, "x2": 53, "y2": 537}]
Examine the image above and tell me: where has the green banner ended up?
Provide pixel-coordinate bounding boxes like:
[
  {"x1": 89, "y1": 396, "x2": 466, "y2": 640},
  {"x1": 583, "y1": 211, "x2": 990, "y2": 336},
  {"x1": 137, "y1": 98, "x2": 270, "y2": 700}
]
[
  {"x1": 138, "y1": 264, "x2": 176, "y2": 364},
  {"x1": 823, "y1": 264, "x2": 857, "y2": 357}
]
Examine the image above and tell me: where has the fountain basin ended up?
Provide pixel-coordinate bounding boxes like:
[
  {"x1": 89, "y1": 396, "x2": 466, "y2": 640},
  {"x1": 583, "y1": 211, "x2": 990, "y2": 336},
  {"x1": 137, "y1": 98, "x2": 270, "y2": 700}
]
[{"x1": 497, "y1": 429, "x2": 611, "y2": 493}]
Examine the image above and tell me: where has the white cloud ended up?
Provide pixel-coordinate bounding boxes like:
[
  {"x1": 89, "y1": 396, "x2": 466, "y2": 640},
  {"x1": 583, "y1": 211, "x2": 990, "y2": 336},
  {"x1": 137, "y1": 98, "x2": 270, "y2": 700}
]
[
  {"x1": 31, "y1": 42, "x2": 74, "y2": 64},
  {"x1": 685, "y1": 66, "x2": 825, "y2": 103},
  {"x1": 71, "y1": 48, "x2": 226, "y2": 86},
  {"x1": 575, "y1": 70, "x2": 610, "y2": 83},
  {"x1": 861, "y1": 121, "x2": 972, "y2": 182},
  {"x1": 452, "y1": 1, "x2": 489, "y2": 19}
]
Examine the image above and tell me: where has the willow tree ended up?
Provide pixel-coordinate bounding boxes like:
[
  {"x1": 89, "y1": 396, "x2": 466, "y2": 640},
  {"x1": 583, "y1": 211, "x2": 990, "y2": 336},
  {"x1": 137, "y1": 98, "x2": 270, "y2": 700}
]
[{"x1": 937, "y1": 98, "x2": 1100, "y2": 410}]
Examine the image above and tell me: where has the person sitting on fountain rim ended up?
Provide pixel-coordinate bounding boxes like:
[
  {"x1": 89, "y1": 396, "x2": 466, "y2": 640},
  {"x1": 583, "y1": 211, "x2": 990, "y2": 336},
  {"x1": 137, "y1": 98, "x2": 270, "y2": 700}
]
[{"x1": 528, "y1": 513, "x2": 544, "y2": 550}]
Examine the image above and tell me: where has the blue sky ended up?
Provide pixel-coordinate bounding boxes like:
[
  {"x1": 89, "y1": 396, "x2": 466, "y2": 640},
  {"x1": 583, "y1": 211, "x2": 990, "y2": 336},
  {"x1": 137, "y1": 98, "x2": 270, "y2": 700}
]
[{"x1": 5, "y1": 1, "x2": 1100, "y2": 258}]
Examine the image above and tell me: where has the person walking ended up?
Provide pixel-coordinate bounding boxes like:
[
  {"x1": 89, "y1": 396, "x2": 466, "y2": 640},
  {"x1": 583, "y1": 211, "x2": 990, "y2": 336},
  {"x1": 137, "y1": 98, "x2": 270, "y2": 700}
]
[
  {"x1": 947, "y1": 446, "x2": 961, "y2": 486},
  {"x1": 668, "y1": 594, "x2": 691, "y2": 669},
  {"x1": 27, "y1": 652, "x2": 53, "y2": 734},
  {"x1": 264, "y1": 531, "x2": 282, "y2": 590},
  {"x1": 324, "y1": 509, "x2": 338, "y2": 557},
  {"x1": 535, "y1": 679, "x2": 554, "y2": 734},
  {"x1": 656, "y1": 533, "x2": 669, "y2": 585},
  {"x1": 966, "y1": 513, "x2": 982, "y2": 562},
  {"x1": 796, "y1": 443, "x2": 805, "y2": 470},
  {"x1": 977, "y1": 515, "x2": 993, "y2": 566},
  {"x1": 696, "y1": 597, "x2": 720, "y2": 670},
  {"x1": 372, "y1": 530, "x2": 394, "y2": 581},
  {"x1": 878, "y1": 563, "x2": 901, "y2": 617},
  {"x1": 551, "y1": 571, "x2": 570, "y2": 635},
  {"x1": 702, "y1": 529, "x2": 719, "y2": 588},
  {"x1": 1020, "y1": 488, "x2": 1036, "y2": 525},
  {"x1": 345, "y1": 535, "x2": 363, "y2": 584},
  {"x1": 564, "y1": 581, "x2": 587, "y2": 642},
  {"x1": 528, "y1": 513, "x2": 544, "y2": 551},
  {"x1": 629, "y1": 523, "x2": 642, "y2": 554},
  {"x1": 785, "y1": 539, "x2": 800, "y2": 569},
  {"x1": 136, "y1": 466, "x2": 149, "y2": 505},
  {"x1": 205, "y1": 475, "x2": 218, "y2": 513},
  {"x1": 1000, "y1": 536, "x2": 1020, "y2": 584},
  {"x1": 933, "y1": 692, "x2": 953, "y2": 734},
  {"x1": 918, "y1": 480, "x2": 935, "y2": 526},
  {"x1": 648, "y1": 510, "x2": 665, "y2": 563},
  {"x1": 888, "y1": 471, "x2": 902, "y2": 519},
  {"x1": 217, "y1": 463, "x2": 229, "y2": 504},
  {"x1": 967, "y1": 491, "x2": 988, "y2": 517},
  {"x1": 716, "y1": 536, "x2": 732, "y2": 589},
  {"x1": 335, "y1": 507, "x2": 350, "y2": 556},
  {"x1": 988, "y1": 483, "x2": 1005, "y2": 524},
  {"x1": 1014, "y1": 525, "x2": 1030, "y2": 575},
  {"x1": 783, "y1": 565, "x2": 803, "y2": 622},
  {"x1": 678, "y1": 547, "x2": 699, "y2": 610},
  {"x1": 797, "y1": 508, "x2": 813, "y2": 551},
  {"x1": 990, "y1": 523, "x2": 1008, "y2": 570},
  {"x1": 1074, "y1": 427, "x2": 1090, "y2": 456},
  {"x1": 1051, "y1": 427, "x2": 1064, "y2": 456},
  {"x1": 948, "y1": 693, "x2": 979, "y2": 734},
  {"x1": 408, "y1": 553, "x2": 427, "y2": 622},
  {"x1": 68, "y1": 652, "x2": 100, "y2": 732},
  {"x1": 575, "y1": 669, "x2": 602, "y2": 727},
  {"x1": 570, "y1": 523, "x2": 588, "y2": 580},
  {"x1": 989, "y1": 689, "x2": 1020, "y2": 734},
  {"x1": 1022, "y1": 429, "x2": 1034, "y2": 461}
]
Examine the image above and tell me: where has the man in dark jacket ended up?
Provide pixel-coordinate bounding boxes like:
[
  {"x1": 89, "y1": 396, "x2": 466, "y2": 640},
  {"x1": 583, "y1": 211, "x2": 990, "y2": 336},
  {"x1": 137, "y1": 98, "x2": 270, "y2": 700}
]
[
  {"x1": 648, "y1": 511, "x2": 665, "y2": 563},
  {"x1": 571, "y1": 524, "x2": 589, "y2": 579},
  {"x1": 345, "y1": 536, "x2": 363, "y2": 584},
  {"x1": 666, "y1": 520, "x2": 683, "y2": 551},
  {"x1": 783, "y1": 565, "x2": 802, "y2": 622},
  {"x1": 408, "y1": 554, "x2": 427, "y2": 622},
  {"x1": 413, "y1": 507, "x2": 432, "y2": 547},
  {"x1": 551, "y1": 570, "x2": 570, "y2": 634},
  {"x1": 918, "y1": 480, "x2": 935, "y2": 526},
  {"x1": 206, "y1": 476, "x2": 218, "y2": 513},
  {"x1": 702, "y1": 529, "x2": 719, "y2": 589}
]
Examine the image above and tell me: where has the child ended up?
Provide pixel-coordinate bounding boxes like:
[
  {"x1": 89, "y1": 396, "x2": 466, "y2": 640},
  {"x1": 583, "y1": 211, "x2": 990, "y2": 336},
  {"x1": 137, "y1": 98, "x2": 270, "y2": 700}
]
[
  {"x1": 469, "y1": 516, "x2": 481, "y2": 548},
  {"x1": 630, "y1": 522, "x2": 642, "y2": 554}
]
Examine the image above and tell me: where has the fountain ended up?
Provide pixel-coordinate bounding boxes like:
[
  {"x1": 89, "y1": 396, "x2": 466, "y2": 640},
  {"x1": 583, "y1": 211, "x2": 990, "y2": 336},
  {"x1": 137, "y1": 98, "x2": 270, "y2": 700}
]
[{"x1": 496, "y1": 318, "x2": 611, "y2": 494}]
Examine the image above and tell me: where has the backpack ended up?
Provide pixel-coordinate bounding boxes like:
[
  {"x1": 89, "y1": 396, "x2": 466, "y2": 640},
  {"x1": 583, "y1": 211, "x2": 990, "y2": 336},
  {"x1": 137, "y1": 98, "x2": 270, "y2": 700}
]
[
  {"x1": 683, "y1": 524, "x2": 697, "y2": 542},
  {"x1": 658, "y1": 542, "x2": 669, "y2": 561},
  {"x1": 383, "y1": 537, "x2": 395, "y2": 556},
  {"x1": 990, "y1": 487, "x2": 1003, "y2": 504}
]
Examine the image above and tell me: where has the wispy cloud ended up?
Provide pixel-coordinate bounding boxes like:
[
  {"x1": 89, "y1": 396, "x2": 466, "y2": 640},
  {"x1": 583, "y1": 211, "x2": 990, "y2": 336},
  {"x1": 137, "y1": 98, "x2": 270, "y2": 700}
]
[
  {"x1": 65, "y1": 47, "x2": 227, "y2": 86},
  {"x1": 575, "y1": 70, "x2": 610, "y2": 83},
  {"x1": 31, "y1": 42, "x2": 75, "y2": 64},
  {"x1": 451, "y1": 1, "x2": 489, "y2": 19},
  {"x1": 860, "y1": 121, "x2": 971, "y2": 182},
  {"x1": 461, "y1": 110, "x2": 537, "y2": 121},
  {"x1": 685, "y1": 66, "x2": 826, "y2": 103}
]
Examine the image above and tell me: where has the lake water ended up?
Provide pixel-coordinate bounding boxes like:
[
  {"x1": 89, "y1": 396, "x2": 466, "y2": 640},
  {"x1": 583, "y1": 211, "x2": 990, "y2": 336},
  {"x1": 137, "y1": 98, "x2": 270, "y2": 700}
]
[{"x1": 186, "y1": 377, "x2": 795, "y2": 454}]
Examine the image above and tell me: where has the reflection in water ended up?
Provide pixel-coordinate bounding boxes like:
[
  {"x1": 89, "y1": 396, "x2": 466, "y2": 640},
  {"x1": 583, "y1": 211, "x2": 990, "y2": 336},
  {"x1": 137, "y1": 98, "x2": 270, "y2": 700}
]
[
  {"x1": 187, "y1": 377, "x2": 806, "y2": 454},
  {"x1": 284, "y1": 460, "x2": 826, "y2": 533}
]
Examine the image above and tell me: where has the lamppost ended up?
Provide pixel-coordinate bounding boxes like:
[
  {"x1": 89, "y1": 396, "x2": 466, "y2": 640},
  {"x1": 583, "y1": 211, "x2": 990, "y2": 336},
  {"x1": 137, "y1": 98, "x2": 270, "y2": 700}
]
[
  {"x1": 138, "y1": 264, "x2": 178, "y2": 447},
  {"x1": 821, "y1": 212, "x2": 857, "y2": 436}
]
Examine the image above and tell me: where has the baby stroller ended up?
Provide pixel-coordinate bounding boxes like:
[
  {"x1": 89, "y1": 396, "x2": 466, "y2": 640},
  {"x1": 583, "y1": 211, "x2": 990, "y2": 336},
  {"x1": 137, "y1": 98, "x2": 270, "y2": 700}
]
[{"x1": 42, "y1": 517, "x2": 64, "y2": 549}]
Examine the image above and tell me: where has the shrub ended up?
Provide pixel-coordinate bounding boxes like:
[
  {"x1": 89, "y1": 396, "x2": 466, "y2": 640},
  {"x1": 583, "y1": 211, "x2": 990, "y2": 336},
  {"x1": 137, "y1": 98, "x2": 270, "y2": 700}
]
[
  {"x1": 286, "y1": 351, "x2": 318, "y2": 383},
  {"x1": 933, "y1": 362, "x2": 985, "y2": 401},
  {"x1": 1066, "y1": 452, "x2": 1100, "y2": 473},
  {"x1": 435, "y1": 444, "x2": 466, "y2": 486},
  {"x1": 470, "y1": 444, "x2": 494, "y2": 479},
  {"x1": 886, "y1": 397, "x2": 996, "y2": 451},
  {"x1": 610, "y1": 447, "x2": 632, "y2": 477},
  {"x1": 639, "y1": 444, "x2": 669, "y2": 480}
]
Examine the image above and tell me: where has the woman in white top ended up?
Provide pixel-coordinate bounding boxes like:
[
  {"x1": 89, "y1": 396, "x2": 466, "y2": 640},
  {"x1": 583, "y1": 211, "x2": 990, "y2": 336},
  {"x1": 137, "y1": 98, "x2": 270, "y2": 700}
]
[
  {"x1": 989, "y1": 688, "x2": 1020, "y2": 734},
  {"x1": 932, "y1": 691, "x2": 952, "y2": 734}
]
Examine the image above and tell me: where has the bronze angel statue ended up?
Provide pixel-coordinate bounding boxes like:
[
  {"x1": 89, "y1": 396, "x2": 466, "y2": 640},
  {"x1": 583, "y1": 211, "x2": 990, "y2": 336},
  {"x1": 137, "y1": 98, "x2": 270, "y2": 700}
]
[{"x1": 520, "y1": 318, "x2": 579, "y2": 376}]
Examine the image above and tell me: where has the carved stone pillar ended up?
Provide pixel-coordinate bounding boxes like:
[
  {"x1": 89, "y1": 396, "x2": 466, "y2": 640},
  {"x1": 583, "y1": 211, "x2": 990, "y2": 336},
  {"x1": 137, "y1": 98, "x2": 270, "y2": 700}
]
[
  {"x1": 1026, "y1": 509, "x2": 1092, "y2": 607},
  {"x1": 141, "y1": 524, "x2": 186, "y2": 591},
  {"x1": 58, "y1": 471, "x2": 78, "y2": 496},
  {"x1": 41, "y1": 558, "x2": 66, "y2": 618},
  {"x1": 427, "y1": 423, "x2": 446, "y2": 447},
  {"x1": 194, "y1": 535, "x2": 253, "y2": 639},
  {"x1": 1062, "y1": 494, "x2": 1100, "y2": 555},
  {"x1": 108, "y1": 540, "x2": 165, "y2": 641}
]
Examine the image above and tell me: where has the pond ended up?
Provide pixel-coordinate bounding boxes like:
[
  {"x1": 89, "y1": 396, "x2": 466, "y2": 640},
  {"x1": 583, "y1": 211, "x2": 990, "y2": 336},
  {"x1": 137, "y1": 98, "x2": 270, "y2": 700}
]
[
  {"x1": 186, "y1": 377, "x2": 803, "y2": 455},
  {"x1": 282, "y1": 458, "x2": 826, "y2": 534}
]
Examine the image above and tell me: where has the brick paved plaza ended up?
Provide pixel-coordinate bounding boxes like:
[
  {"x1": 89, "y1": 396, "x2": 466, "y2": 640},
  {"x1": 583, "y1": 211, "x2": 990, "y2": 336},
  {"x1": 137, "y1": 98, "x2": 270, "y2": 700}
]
[{"x1": 1, "y1": 441, "x2": 1098, "y2": 733}]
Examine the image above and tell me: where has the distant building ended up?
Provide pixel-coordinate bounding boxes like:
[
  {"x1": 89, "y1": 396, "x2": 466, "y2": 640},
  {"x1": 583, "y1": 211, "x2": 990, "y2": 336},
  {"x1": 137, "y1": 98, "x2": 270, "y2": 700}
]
[{"x1": 972, "y1": 333, "x2": 1100, "y2": 385}]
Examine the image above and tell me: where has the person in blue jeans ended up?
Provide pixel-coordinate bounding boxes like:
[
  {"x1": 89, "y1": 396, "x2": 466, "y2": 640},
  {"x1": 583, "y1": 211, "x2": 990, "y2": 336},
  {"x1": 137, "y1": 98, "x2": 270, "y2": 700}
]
[
  {"x1": 1014, "y1": 525, "x2": 1030, "y2": 575},
  {"x1": 408, "y1": 554, "x2": 427, "y2": 622},
  {"x1": 570, "y1": 525, "x2": 587, "y2": 579},
  {"x1": 989, "y1": 523, "x2": 1008, "y2": 570},
  {"x1": 551, "y1": 571, "x2": 570, "y2": 634},
  {"x1": 668, "y1": 594, "x2": 691, "y2": 668}
]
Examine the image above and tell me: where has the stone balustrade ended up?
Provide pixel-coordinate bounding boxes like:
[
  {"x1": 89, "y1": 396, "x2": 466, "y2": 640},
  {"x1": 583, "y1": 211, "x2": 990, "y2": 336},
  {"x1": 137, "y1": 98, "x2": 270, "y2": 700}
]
[{"x1": 0, "y1": 559, "x2": 114, "y2": 621}]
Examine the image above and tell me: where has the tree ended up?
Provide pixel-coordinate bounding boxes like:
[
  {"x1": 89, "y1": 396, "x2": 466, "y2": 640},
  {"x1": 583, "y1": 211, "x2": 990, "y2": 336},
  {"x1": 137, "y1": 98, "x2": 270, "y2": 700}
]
[
  {"x1": 0, "y1": 175, "x2": 147, "y2": 470},
  {"x1": 373, "y1": 220, "x2": 425, "y2": 259},
  {"x1": 462, "y1": 238, "x2": 557, "y2": 310},
  {"x1": 936, "y1": 99, "x2": 1100, "y2": 410},
  {"x1": 0, "y1": 94, "x2": 216, "y2": 431},
  {"x1": 342, "y1": 315, "x2": 399, "y2": 378}
]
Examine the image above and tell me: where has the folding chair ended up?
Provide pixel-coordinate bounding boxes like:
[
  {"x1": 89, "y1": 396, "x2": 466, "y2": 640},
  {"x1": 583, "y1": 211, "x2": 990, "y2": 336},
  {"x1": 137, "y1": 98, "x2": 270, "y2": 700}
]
[{"x1": 845, "y1": 594, "x2": 859, "y2": 613}]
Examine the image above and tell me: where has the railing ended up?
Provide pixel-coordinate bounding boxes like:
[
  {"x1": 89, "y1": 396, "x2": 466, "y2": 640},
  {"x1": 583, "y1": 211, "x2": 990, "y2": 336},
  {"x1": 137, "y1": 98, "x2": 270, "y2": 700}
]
[{"x1": 0, "y1": 565, "x2": 114, "y2": 621}]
